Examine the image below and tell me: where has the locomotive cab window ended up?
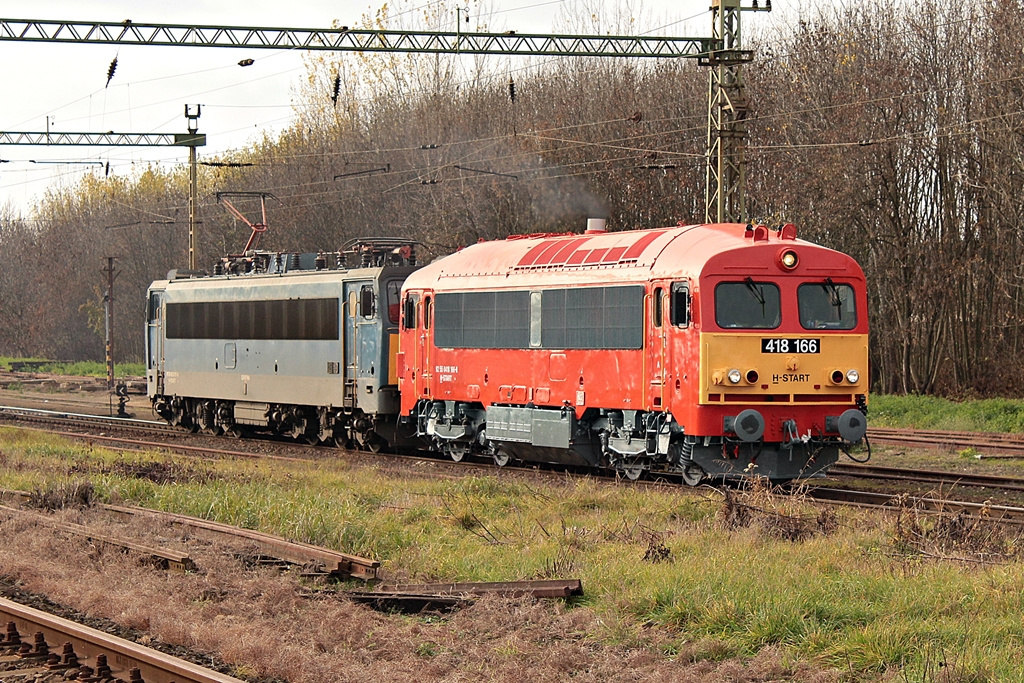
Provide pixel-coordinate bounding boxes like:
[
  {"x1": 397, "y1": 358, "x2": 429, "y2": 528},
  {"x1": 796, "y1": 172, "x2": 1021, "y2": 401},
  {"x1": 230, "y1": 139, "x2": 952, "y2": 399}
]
[
  {"x1": 359, "y1": 285, "x2": 376, "y2": 319},
  {"x1": 423, "y1": 296, "x2": 432, "y2": 330},
  {"x1": 402, "y1": 293, "x2": 419, "y2": 330},
  {"x1": 386, "y1": 281, "x2": 402, "y2": 324},
  {"x1": 653, "y1": 287, "x2": 663, "y2": 328},
  {"x1": 148, "y1": 293, "x2": 162, "y2": 323},
  {"x1": 670, "y1": 283, "x2": 690, "y2": 327},
  {"x1": 715, "y1": 280, "x2": 781, "y2": 329},
  {"x1": 799, "y1": 280, "x2": 857, "y2": 330}
]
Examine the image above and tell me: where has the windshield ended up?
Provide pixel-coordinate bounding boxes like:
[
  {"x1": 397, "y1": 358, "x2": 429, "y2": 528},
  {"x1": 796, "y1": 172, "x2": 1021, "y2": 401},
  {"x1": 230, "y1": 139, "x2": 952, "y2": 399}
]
[
  {"x1": 798, "y1": 280, "x2": 857, "y2": 330},
  {"x1": 715, "y1": 280, "x2": 781, "y2": 329},
  {"x1": 386, "y1": 280, "x2": 402, "y2": 324}
]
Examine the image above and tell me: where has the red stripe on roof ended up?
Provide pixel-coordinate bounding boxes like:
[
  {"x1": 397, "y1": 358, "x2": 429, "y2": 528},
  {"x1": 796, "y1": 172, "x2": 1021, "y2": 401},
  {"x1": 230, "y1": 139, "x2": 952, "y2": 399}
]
[
  {"x1": 621, "y1": 230, "x2": 665, "y2": 260},
  {"x1": 532, "y1": 240, "x2": 569, "y2": 265},
  {"x1": 546, "y1": 238, "x2": 589, "y2": 265},
  {"x1": 566, "y1": 249, "x2": 589, "y2": 265},
  {"x1": 603, "y1": 246, "x2": 628, "y2": 262},
  {"x1": 517, "y1": 241, "x2": 553, "y2": 267}
]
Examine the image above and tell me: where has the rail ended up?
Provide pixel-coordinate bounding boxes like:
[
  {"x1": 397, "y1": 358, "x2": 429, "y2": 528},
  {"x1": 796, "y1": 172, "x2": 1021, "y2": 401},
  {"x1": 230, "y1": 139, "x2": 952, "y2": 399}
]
[
  {"x1": 808, "y1": 487, "x2": 1024, "y2": 525},
  {"x1": 0, "y1": 597, "x2": 244, "y2": 683},
  {"x1": 0, "y1": 502, "x2": 195, "y2": 572},
  {"x1": 829, "y1": 463, "x2": 1024, "y2": 491},
  {"x1": 0, "y1": 405, "x2": 172, "y2": 431},
  {"x1": 869, "y1": 427, "x2": 1024, "y2": 456},
  {"x1": 102, "y1": 504, "x2": 380, "y2": 580},
  {"x1": 0, "y1": 488, "x2": 378, "y2": 580}
]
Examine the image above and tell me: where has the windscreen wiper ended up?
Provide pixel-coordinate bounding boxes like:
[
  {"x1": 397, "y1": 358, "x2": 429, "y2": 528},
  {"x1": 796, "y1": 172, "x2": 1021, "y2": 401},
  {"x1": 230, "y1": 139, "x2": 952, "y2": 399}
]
[
  {"x1": 744, "y1": 277, "x2": 765, "y2": 305},
  {"x1": 822, "y1": 277, "x2": 843, "y2": 309}
]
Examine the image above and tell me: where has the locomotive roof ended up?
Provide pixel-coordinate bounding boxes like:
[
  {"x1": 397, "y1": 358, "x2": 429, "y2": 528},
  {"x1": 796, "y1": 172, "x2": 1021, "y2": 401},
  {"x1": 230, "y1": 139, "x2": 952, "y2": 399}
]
[
  {"x1": 404, "y1": 222, "x2": 863, "y2": 291},
  {"x1": 149, "y1": 263, "x2": 417, "y2": 295}
]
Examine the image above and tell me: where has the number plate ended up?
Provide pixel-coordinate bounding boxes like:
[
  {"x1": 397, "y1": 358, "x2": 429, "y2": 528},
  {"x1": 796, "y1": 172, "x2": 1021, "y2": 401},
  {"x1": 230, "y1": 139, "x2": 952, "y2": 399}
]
[{"x1": 761, "y1": 338, "x2": 820, "y2": 354}]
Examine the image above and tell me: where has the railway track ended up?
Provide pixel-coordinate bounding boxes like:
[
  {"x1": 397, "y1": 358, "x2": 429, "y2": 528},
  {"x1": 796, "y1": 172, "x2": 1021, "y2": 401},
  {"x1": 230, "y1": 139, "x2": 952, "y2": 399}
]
[
  {"x1": 869, "y1": 426, "x2": 1024, "y2": 456},
  {"x1": 0, "y1": 597, "x2": 244, "y2": 683},
  {"x1": 0, "y1": 405, "x2": 175, "y2": 435},
  {"x1": 0, "y1": 404, "x2": 591, "y2": 485},
  {"x1": 8, "y1": 402, "x2": 1024, "y2": 455},
  {"x1": 6, "y1": 403, "x2": 1024, "y2": 496},
  {"x1": 829, "y1": 463, "x2": 1024, "y2": 491},
  {"x1": 0, "y1": 488, "x2": 381, "y2": 581},
  {"x1": 2, "y1": 485, "x2": 580, "y2": 618},
  {"x1": 807, "y1": 486, "x2": 1024, "y2": 525}
]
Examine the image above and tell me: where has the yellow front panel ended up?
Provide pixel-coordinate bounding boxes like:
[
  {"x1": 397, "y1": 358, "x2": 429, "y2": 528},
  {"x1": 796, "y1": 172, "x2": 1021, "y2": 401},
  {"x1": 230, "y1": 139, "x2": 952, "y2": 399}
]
[{"x1": 699, "y1": 333, "x2": 867, "y2": 404}]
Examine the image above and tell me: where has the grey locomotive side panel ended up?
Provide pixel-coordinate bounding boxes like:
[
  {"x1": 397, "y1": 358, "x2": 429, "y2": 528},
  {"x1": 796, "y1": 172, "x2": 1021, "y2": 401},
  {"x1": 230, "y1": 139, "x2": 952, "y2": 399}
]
[
  {"x1": 162, "y1": 339, "x2": 344, "y2": 406},
  {"x1": 157, "y1": 275, "x2": 346, "y2": 407},
  {"x1": 486, "y1": 405, "x2": 574, "y2": 448}
]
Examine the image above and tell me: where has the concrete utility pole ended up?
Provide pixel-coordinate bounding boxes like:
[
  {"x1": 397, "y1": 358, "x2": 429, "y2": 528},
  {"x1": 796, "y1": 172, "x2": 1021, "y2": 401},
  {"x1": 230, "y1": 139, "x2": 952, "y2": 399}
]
[
  {"x1": 101, "y1": 256, "x2": 119, "y2": 390},
  {"x1": 185, "y1": 104, "x2": 201, "y2": 271}
]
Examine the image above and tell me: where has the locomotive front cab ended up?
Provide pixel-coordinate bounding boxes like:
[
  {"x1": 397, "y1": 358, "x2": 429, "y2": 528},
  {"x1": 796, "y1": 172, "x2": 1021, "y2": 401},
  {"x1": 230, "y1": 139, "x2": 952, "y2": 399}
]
[{"x1": 677, "y1": 229, "x2": 869, "y2": 482}]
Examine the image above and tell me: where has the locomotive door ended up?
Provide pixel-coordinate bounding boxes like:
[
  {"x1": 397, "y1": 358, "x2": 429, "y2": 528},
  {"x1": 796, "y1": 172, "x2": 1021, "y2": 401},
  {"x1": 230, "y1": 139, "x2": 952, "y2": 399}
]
[
  {"x1": 343, "y1": 280, "x2": 379, "y2": 410},
  {"x1": 419, "y1": 294, "x2": 432, "y2": 397},
  {"x1": 648, "y1": 285, "x2": 667, "y2": 409},
  {"x1": 146, "y1": 290, "x2": 165, "y2": 394}
]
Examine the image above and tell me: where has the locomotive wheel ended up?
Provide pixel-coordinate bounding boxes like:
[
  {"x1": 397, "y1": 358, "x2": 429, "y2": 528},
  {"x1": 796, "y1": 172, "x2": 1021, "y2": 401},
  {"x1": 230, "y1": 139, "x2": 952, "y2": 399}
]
[
  {"x1": 194, "y1": 402, "x2": 217, "y2": 434},
  {"x1": 182, "y1": 401, "x2": 199, "y2": 432},
  {"x1": 357, "y1": 431, "x2": 384, "y2": 453},
  {"x1": 681, "y1": 463, "x2": 704, "y2": 487},
  {"x1": 444, "y1": 443, "x2": 467, "y2": 462},
  {"x1": 492, "y1": 447, "x2": 512, "y2": 467},
  {"x1": 288, "y1": 421, "x2": 310, "y2": 442},
  {"x1": 622, "y1": 463, "x2": 645, "y2": 481}
]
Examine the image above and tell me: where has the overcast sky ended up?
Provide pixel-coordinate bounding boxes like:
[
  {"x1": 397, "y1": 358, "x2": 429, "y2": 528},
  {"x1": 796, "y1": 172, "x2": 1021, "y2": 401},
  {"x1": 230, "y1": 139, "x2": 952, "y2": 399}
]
[{"x1": 0, "y1": 0, "x2": 806, "y2": 216}]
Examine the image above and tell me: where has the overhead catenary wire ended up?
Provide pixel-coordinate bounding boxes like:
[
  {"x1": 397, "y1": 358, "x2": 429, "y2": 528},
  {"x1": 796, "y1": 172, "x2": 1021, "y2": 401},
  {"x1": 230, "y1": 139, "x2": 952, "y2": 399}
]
[
  {"x1": 2, "y1": 2, "x2": 1011, "y2": 216},
  {"x1": 6, "y1": 83, "x2": 1009, "y2": 215},
  {"x1": 92, "y1": 48, "x2": 1016, "y2": 174},
  {"x1": 9, "y1": 4, "x2": 999, "y2": 172},
  {"x1": 20, "y1": 90, "x2": 1002, "y2": 219}
]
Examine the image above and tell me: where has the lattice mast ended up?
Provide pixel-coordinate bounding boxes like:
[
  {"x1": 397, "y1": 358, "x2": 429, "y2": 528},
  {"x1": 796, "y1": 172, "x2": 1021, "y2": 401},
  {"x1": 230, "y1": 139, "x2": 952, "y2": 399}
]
[{"x1": 703, "y1": 0, "x2": 770, "y2": 224}]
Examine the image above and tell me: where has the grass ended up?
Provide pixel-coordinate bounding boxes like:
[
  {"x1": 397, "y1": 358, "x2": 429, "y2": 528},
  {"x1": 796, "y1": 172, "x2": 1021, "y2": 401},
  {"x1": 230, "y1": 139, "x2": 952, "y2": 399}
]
[
  {"x1": 0, "y1": 356, "x2": 145, "y2": 378},
  {"x1": 869, "y1": 394, "x2": 1024, "y2": 433},
  {"x1": 3, "y1": 427, "x2": 1024, "y2": 680}
]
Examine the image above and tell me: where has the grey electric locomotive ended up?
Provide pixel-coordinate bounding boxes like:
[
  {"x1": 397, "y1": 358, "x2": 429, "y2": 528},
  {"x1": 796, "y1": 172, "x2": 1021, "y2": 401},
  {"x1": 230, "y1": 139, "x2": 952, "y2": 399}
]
[{"x1": 146, "y1": 240, "x2": 419, "y2": 449}]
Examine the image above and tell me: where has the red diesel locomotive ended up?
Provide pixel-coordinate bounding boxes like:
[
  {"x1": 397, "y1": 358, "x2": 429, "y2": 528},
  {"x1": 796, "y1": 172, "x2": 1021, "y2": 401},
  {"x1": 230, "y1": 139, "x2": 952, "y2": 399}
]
[{"x1": 396, "y1": 220, "x2": 868, "y2": 483}]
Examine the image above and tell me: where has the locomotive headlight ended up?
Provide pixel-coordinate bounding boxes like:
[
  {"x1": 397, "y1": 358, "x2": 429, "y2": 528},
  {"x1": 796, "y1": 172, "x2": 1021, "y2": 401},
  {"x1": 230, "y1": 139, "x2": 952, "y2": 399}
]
[
  {"x1": 778, "y1": 249, "x2": 799, "y2": 270},
  {"x1": 727, "y1": 369, "x2": 742, "y2": 384},
  {"x1": 846, "y1": 369, "x2": 860, "y2": 384}
]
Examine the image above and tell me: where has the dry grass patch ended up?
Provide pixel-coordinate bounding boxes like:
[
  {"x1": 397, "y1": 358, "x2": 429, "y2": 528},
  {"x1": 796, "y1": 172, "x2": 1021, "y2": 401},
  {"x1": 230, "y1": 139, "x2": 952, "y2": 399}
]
[
  {"x1": 887, "y1": 494, "x2": 1024, "y2": 566},
  {"x1": 25, "y1": 480, "x2": 95, "y2": 510},
  {"x1": 715, "y1": 480, "x2": 840, "y2": 542},
  {"x1": 0, "y1": 508, "x2": 843, "y2": 682}
]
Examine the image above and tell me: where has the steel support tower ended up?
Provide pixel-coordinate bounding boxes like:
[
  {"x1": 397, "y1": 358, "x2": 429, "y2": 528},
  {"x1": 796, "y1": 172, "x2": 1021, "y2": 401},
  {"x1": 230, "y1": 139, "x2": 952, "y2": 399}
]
[{"x1": 702, "y1": 0, "x2": 770, "y2": 224}]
